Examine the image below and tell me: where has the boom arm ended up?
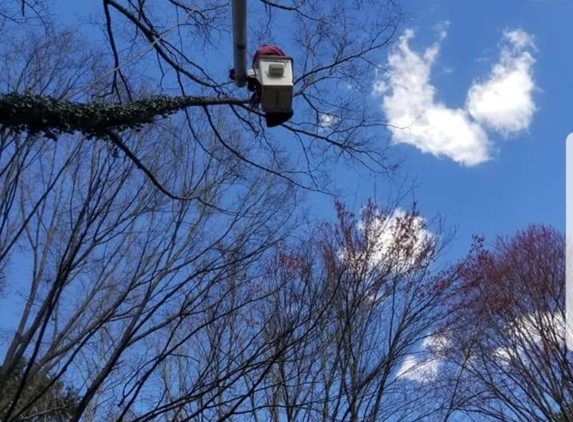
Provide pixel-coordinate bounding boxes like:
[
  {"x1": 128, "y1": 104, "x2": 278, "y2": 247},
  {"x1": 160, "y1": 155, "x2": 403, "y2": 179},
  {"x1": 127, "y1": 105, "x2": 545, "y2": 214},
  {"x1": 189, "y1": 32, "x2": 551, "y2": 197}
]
[{"x1": 232, "y1": 0, "x2": 247, "y2": 87}]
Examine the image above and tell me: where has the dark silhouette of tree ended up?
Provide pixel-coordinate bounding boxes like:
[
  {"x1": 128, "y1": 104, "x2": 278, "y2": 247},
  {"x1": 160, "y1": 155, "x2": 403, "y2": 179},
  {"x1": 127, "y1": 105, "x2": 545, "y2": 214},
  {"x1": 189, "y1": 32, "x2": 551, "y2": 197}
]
[{"x1": 0, "y1": 359, "x2": 79, "y2": 422}]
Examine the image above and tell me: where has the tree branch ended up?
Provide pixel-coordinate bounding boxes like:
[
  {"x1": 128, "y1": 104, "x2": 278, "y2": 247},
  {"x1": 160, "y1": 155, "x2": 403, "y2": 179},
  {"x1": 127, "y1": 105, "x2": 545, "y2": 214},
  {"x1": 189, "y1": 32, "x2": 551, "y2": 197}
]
[{"x1": 0, "y1": 93, "x2": 249, "y2": 138}]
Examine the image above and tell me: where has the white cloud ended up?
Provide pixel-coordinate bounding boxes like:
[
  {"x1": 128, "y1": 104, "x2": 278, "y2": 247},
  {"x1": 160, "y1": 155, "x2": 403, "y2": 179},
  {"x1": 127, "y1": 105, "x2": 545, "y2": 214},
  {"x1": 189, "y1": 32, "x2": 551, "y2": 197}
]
[
  {"x1": 504, "y1": 29, "x2": 535, "y2": 50},
  {"x1": 466, "y1": 30, "x2": 537, "y2": 135},
  {"x1": 433, "y1": 20, "x2": 450, "y2": 41},
  {"x1": 357, "y1": 208, "x2": 434, "y2": 274},
  {"x1": 338, "y1": 207, "x2": 434, "y2": 306},
  {"x1": 375, "y1": 26, "x2": 537, "y2": 166},
  {"x1": 339, "y1": 207, "x2": 434, "y2": 278},
  {"x1": 396, "y1": 334, "x2": 449, "y2": 383},
  {"x1": 318, "y1": 113, "x2": 339, "y2": 128},
  {"x1": 492, "y1": 311, "x2": 564, "y2": 366},
  {"x1": 377, "y1": 28, "x2": 490, "y2": 166},
  {"x1": 397, "y1": 354, "x2": 439, "y2": 383},
  {"x1": 422, "y1": 333, "x2": 451, "y2": 355}
]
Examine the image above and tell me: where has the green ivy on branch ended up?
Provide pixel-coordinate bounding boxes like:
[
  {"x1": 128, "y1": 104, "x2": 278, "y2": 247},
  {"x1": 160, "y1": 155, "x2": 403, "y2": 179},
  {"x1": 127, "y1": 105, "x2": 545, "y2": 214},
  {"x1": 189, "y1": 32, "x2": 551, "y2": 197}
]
[
  {"x1": 0, "y1": 92, "x2": 250, "y2": 203},
  {"x1": 0, "y1": 93, "x2": 248, "y2": 139}
]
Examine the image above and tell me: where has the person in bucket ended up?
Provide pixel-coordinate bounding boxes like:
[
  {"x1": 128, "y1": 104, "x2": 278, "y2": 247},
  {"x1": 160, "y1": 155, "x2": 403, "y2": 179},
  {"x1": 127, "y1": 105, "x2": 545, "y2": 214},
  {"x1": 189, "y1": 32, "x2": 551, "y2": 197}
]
[{"x1": 230, "y1": 45, "x2": 294, "y2": 128}]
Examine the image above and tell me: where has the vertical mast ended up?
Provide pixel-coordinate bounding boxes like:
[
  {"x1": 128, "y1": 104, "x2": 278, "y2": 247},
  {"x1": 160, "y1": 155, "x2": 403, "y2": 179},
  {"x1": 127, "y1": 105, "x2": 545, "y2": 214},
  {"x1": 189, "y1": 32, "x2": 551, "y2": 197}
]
[{"x1": 232, "y1": 0, "x2": 247, "y2": 87}]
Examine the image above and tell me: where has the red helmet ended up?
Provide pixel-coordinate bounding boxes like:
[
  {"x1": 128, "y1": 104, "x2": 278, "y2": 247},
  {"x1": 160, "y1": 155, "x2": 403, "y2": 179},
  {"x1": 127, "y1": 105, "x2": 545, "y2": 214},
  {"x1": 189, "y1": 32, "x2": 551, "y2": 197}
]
[{"x1": 252, "y1": 45, "x2": 286, "y2": 66}]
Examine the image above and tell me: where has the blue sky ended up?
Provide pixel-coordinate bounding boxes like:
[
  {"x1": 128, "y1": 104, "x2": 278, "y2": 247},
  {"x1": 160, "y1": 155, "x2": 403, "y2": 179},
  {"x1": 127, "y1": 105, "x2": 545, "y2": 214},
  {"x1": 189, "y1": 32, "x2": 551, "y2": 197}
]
[
  {"x1": 314, "y1": 0, "x2": 570, "y2": 263},
  {"x1": 0, "y1": 0, "x2": 569, "y2": 407},
  {"x1": 50, "y1": 0, "x2": 569, "y2": 260}
]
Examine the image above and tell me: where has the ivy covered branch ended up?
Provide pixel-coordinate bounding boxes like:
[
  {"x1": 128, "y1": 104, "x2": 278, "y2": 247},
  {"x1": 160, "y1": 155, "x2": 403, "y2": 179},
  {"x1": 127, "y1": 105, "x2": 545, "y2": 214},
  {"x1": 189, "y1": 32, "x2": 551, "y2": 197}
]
[
  {"x1": 0, "y1": 92, "x2": 252, "y2": 203},
  {"x1": 0, "y1": 93, "x2": 249, "y2": 138}
]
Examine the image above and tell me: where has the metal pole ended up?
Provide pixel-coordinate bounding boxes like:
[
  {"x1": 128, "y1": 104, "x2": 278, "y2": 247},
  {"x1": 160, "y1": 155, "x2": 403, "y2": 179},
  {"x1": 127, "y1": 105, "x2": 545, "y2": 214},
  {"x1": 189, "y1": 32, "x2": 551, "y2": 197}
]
[{"x1": 232, "y1": 0, "x2": 247, "y2": 87}]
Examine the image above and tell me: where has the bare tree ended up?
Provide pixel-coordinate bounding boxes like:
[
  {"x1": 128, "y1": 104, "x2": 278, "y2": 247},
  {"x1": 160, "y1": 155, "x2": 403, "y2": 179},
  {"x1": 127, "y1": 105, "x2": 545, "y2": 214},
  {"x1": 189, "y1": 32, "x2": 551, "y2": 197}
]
[
  {"x1": 0, "y1": 0, "x2": 402, "y2": 196},
  {"x1": 0, "y1": 1, "x2": 408, "y2": 420},
  {"x1": 246, "y1": 200, "x2": 453, "y2": 422},
  {"x1": 0, "y1": 14, "x2": 305, "y2": 422},
  {"x1": 437, "y1": 225, "x2": 572, "y2": 422}
]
